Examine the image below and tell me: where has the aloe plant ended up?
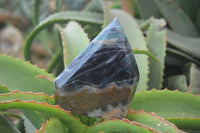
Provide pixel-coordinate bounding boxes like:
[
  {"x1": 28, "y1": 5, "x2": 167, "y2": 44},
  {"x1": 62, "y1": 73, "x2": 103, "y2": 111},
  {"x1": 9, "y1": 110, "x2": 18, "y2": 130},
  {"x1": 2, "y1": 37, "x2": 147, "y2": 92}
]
[{"x1": 0, "y1": 0, "x2": 200, "y2": 132}]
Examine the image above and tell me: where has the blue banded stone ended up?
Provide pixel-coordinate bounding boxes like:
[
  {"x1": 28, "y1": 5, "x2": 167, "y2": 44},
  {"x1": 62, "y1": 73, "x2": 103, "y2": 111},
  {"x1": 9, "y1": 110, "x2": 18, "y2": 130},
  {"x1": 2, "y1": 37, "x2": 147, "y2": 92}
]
[{"x1": 54, "y1": 18, "x2": 139, "y2": 119}]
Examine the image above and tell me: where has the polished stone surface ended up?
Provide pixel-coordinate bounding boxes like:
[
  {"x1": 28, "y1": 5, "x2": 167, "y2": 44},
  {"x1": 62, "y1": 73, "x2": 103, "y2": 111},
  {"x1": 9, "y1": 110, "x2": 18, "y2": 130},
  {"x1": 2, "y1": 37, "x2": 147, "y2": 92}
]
[{"x1": 55, "y1": 18, "x2": 139, "y2": 119}]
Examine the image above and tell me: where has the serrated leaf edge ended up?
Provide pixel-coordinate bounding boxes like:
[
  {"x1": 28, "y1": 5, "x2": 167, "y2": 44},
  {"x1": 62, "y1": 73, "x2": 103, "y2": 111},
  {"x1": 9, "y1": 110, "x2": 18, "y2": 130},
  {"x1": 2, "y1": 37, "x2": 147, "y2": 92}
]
[
  {"x1": 0, "y1": 54, "x2": 55, "y2": 79},
  {"x1": 128, "y1": 109, "x2": 185, "y2": 133},
  {"x1": 0, "y1": 90, "x2": 55, "y2": 98}
]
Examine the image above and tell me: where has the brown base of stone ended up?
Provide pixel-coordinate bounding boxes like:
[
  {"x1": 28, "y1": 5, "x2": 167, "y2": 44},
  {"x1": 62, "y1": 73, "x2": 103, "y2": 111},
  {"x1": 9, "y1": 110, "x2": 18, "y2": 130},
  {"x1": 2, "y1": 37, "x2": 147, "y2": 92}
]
[{"x1": 55, "y1": 84, "x2": 136, "y2": 119}]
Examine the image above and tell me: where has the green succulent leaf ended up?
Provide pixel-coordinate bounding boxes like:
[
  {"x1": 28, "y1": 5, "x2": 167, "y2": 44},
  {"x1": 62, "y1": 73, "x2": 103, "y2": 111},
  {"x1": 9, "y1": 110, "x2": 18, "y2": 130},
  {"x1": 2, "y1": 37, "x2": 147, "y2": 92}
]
[
  {"x1": 22, "y1": 109, "x2": 43, "y2": 130},
  {"x1": 0, "y1": 111, "x2": 21, "y2": 119},
  {"x1": 24, "y1": 11, "x2": 103, "y2": 62},
  {"x1": 195, "y1": 9, "x2": 200, "y2": 29},
  {"x1": 188, "y1": 64, "x2": 200, "y2": 94},
  {"x1": 0, "y1": 91, "x2": 55, "y2": 104},
  {"x1": 175, "y1": 0, "x2": 199, "y2": 21},
  {"x1": 0, "y1": 90, "x2": 55, "y2": 129},
  {"x1": 131, "y1": 89, "x2": 200, "y2": 118},
  {"x1": 167, "y1": 118, "x2": 200, "y2": 130},
  {"x1": 84, "y1": 0, "x2": 103, "y2": 13},
  {"x1": 166, "y1": 75, "x2": 188, "y2": 92},
  {"x1": 24, "y1": 116, "x2": 37, "y2": 133},
  {"x1": 155, "y1": 0, "x2": 199, "y2": 37},
  {"x1": 131, "y1": 89, "x2": 200, "y2": 130},
  {"x1": 146, "y1": 18, "x2": 167, "y2": 90},
  {"x1": 46, "y1": 51, "x2": 63, "y2": 73},
  {"x1": 0, "y1": 54, "x2": 54, "y2": 95},
  {"x1": 182, "y1": 63, "x2": 191, "y2": 84},
  {"x1": 55, "y1": 0, "x2": 63, "y2": 12},
  {"x1": 126, "y1": 110, "x2": 184, "y2": 133},
  {"x1": 0, "y1": 100, "x2": 87, "y2": 133},
  {"x1": 0, "y1": 85, "x2": 11, "y2": 93},
  {"x1": 33, "y1": 0, "x2": 40, "y2": 25},
  {"x1": 0, "y1": 99, "x2": 172, "y2": 132},
  {"x1": 136, "y1": 0, "x2": 160, "y2": 19},
  {"x1": 167, "y1": 29, "x2": 200, "y2": 60},
  {"x1": 165, "y1": 54, "x2": 187, "y2": 67},
  {"x1": 104, "y1": 9, "x2": 149, "y2": 92},
  {"x1": 58, "y1": 21, "x2": 90, "y2": 67},
  {"x1": 166, "y1": 47, "x2": 200, "y2": 66},
  {"x1": 0, "y1": 91, "x2": 55, "y2": 129},
  {"x1": 0, "y1": 115, "x2": 20, "y2": 133},
  {"x1": 86, "y1": 120, "x2": 159, "y2": 133},
  {"x1": 37, "y1": 118, "x2": 68, "y2": 133}
]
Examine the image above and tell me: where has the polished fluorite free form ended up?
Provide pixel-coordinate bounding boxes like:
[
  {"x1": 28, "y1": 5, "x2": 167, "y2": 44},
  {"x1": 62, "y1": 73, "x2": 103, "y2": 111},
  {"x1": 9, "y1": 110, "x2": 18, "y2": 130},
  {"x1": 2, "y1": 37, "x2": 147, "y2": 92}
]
[{"x1": 54, "y1": 18, "x2": 139, "y2": 119}]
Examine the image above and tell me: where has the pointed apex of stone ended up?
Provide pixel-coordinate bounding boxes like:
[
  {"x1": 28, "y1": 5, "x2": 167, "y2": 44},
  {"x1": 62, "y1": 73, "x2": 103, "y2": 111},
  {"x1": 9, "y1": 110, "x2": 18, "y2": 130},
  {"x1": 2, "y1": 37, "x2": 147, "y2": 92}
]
[
  {"x1": 108, "y1": 18, "x2": 121, "y2": 27},
  {"x1": 92, "y1": 18, "x2": 124, "y2": 43}
]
